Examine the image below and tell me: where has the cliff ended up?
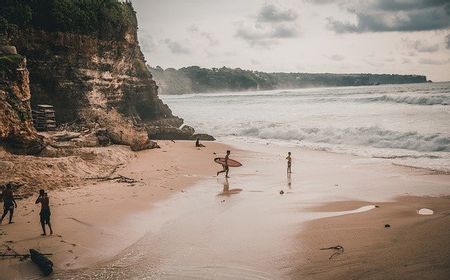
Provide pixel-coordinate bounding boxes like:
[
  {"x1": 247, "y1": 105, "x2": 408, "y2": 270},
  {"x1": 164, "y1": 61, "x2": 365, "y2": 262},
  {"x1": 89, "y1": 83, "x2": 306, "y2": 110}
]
[
  {"x1": 0, "y1": 1, "x2": 202, "y2": 154},
  {"x1": 150, "y1": 66, "x2": 428, "y2": 94},
  {"x1": 0, "y1": 48, "x2": 44, "y2": 154}
]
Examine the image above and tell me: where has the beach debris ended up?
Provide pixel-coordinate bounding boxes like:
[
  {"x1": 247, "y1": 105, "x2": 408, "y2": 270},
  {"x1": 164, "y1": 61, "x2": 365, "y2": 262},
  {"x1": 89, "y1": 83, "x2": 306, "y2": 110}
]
[
  {"x1": 280, "y1": 190, "x2": 284, "y2": 195},
  {"x1": 30, "y1": 249, "x2": 54, "y2": 276},
  {"x1": 375, "y1": 205, "x2": 380, "y2": 208},
  {"x1": 51, "y1": 132, "x2": 81, "y2": 142},
  {"x1": 417, "y1": 208, "x2": 434, "y2": 215},
  {"x1": 320, "y1": 245, "x2": 344, "y2": 259},
  {"x1": 385, "y1": 224, "x2": 390, "y2": 228}
]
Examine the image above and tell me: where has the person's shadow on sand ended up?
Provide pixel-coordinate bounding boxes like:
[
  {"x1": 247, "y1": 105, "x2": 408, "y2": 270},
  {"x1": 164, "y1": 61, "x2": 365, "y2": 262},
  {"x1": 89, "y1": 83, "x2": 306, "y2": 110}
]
[
  {"x1": 287, "y1": 173, "x2": 292, "y2": 189},
  {"x1": 217, "y1": 178, "x2": 242, "y2": 197}
]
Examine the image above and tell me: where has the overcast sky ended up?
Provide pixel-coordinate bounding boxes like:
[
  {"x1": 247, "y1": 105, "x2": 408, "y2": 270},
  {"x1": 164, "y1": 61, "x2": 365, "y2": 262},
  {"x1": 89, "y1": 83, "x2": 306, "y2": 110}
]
[{"x1": 132, "y1": 0, "x2": 450, "y2": 81}]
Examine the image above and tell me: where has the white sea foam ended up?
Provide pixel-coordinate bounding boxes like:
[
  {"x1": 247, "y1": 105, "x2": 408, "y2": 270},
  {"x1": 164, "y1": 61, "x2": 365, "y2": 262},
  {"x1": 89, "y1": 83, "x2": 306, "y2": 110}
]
[
  {"x1": 161, "y1": 82, "x2": 450, "y2": 171},
  {"x1": 239, "y1": 126, "x2": 450, "y2": 152}
]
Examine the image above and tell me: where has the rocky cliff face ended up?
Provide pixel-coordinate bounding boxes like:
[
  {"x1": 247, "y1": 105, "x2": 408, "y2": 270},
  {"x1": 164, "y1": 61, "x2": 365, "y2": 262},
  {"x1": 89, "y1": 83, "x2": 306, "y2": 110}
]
[
  {"x1": 9, "y1": 26, "x2": 187, "y2": 148},
  {"x1": 0, "y1": 49, "x2": 44, "y2": 154}
]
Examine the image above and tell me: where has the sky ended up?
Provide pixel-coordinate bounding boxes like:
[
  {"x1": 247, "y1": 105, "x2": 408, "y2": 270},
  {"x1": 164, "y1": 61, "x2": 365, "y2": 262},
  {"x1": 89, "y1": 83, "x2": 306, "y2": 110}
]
[{"x1": 132, "y1": 0, "x2": 450, "y2": 81}]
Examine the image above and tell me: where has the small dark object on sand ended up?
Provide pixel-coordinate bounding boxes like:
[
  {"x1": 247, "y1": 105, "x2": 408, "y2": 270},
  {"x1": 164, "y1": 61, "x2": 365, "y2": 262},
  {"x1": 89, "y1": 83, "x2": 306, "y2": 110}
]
[
  {"x1": 375, "y1": 205, "x2": 380, "y2": 208},
  {"x1": 280, "y1": 190, "x2": 284, "y2": 195},
  {"x1": 385, "y1": 224, "x2": 390, "y2": 228},
  {"x1": 320, "y1": 245, "x2": 344, "y2": 259},
  {"x1": 30, "y1": 249, "x2": 53, "y2": 276}
]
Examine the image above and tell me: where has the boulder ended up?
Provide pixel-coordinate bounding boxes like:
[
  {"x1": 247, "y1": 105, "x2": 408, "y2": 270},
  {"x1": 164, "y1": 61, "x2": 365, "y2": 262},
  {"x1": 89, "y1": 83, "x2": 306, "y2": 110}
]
[{"x1": 191, "y1": 133, "x2": 215, "y2": 141}]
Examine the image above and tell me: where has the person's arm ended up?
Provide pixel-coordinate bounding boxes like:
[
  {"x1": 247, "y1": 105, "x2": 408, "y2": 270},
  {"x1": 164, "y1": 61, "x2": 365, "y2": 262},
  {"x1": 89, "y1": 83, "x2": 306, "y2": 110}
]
[
  {"x1": 35, "y1": 196, "x2": 41, "y2": 204},
  {"x1": 13, "y1": 196, "x2": 17, "y2": 207}
]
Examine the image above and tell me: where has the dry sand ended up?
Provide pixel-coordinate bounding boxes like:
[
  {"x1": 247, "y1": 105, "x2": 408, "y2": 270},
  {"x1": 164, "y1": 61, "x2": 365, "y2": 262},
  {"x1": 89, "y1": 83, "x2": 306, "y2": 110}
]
[
  {"x1": 1, "y1": 140, "x2": 449, "y2": 280},
  {"x1": 0, "y1": 141, "x2": 231, "y2": 279},
  {"x1": 292, "y1": 196, "x2": 450, "y2": 280}
]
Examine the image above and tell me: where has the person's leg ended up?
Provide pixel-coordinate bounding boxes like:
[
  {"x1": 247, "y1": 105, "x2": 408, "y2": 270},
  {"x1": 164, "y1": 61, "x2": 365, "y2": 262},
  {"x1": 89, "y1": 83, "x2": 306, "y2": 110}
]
[
  {"x1": 0, "y1": 207, "x2": 7, "y2": 224},
  {"x1": 217, "y1": 165, "x2": 226, "y2": 176},
  {"x1": 225, "y1": 167, "x2": 229, "y2": 178},
  {"x1": 47, "y1": 215, "x2": 53, "y2": 235},
  {"x1": 8, "y1": 207, "x2": 14, "y2": 223},
  {"x1": 40, "y1": 214, "x2": 46, "y2": 235}
]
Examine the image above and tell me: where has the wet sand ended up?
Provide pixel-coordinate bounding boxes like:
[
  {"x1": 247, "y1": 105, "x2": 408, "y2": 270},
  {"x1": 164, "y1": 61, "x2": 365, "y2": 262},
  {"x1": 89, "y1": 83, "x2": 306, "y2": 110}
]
[
  {"x1": 0, "y1": 141, "x2": 232, "y2": 279},
  {"x1": 292, "y1": 196, "x2": 450, "y2": 279},
  {"x1": 1, "y1": 140, "x2": 449, "y2": 279}
]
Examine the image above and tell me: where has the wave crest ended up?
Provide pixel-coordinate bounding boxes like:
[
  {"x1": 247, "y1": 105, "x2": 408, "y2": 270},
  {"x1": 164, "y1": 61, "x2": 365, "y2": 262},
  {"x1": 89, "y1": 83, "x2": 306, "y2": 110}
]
[{"x1": 240, "y1": 126, "x2": 450, "y2": 152}]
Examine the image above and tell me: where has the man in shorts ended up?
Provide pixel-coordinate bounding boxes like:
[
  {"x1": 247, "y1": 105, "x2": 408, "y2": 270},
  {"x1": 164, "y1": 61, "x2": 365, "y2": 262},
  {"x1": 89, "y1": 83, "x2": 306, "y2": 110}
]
[
  {"x1": 217, "y1": 150, "x2": 231, "y2": 178},
  {"x1": 35, "y1": 189, "x2": 53, "y2": 235}
]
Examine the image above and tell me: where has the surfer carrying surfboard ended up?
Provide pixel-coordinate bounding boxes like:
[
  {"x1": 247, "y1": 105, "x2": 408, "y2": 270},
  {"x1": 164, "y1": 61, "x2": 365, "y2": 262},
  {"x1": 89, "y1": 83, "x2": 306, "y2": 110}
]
[{"x1": 217, "y1": 150, "x2": 231, "y2": 178}]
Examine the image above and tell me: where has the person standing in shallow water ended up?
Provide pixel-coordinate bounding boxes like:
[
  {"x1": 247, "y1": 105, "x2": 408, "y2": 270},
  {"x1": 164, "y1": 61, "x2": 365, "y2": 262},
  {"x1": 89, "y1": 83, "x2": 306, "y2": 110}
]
[
  {"x1": 286, "y1": 152, "x2": 292, "y2": 174},
  {"x1": 0, "y1": 184, "x2": 17, "y2": 224},
  {"x1": 35, "y1": 190, "x2": 53, "y2": 236},
  {"x1": 217, "y1": 150, "x2": 231, "y2": 178}
]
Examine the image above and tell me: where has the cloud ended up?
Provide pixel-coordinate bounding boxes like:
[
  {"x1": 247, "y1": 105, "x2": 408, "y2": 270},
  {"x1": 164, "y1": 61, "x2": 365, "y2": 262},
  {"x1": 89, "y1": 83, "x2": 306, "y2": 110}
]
[
  {"x1": 235, "y1": 4, "x2": 299, "y2": 47},
  {"x1": 419, "y1": 58, "x2": 449, "y2": 65},
  {"x1": 257, "y1": 4, "x2": 298, "y2": 22},
  {"x1": 370, "y1": 0, "x2": 449, "y2": 12},
  {"x1": 403, "y1": 39, "x2": 440, "y2": 53},
  {"x1": 187, "y1": 25, "x2": 219, "y2": 46},
  {"x1": 163, "y1": 39, "x2": 191, "y2": 54},
  {"x1": 139, "y1": 33, "x2": 156, "y2": 53},
  {"x1": 235, "y1": 23, "x2": 298, "y2": 47},
  {"x1": 326, "y1": 1, "x2": 450, "y2": 33},
  {"x1": 327, "y1": 54, "x2": 344, "y2": 61}
]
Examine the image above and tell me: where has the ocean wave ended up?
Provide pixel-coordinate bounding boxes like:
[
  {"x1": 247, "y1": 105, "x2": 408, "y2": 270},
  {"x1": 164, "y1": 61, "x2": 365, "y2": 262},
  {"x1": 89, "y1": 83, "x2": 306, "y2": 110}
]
[
  {"x1": 355, "y1": 95, "x2": 450, "y2": 105},
  {"x1": 239, "y1": 126, "x2": 450, "y2": 152}
]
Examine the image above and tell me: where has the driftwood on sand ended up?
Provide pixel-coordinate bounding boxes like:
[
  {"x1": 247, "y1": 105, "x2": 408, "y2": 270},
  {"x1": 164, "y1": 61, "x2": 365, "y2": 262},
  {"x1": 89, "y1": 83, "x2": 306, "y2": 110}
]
[
  {"x1": 84, "y1": 164, "x2": 139, "y2": 184},
  {"x1": 1, "y1": 246, "x2": 53, "y2": 276},
  {"x1": 30, "y1": 249, "x2": 54, "y2": 276},
  {"x1": 86, "y1": 175, "x2": 138, "y2": 184},
  {"x1": 320, "y1": 245, "x2": 344, "y2": 259}
]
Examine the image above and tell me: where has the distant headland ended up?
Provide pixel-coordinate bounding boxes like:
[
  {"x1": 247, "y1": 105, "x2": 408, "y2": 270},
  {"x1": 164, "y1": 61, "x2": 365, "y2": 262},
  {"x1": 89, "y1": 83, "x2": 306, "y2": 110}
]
[{"x1": 149, "y1": 66, "x2": 428, "y2": 95}]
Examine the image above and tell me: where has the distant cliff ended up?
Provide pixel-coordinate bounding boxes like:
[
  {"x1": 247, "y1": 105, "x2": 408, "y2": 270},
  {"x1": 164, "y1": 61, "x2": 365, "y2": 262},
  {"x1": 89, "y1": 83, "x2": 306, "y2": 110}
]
[
  {"x1": 0, "y1": 0, "x2": 202, "y2": 153},
  {"x1": 150, "y1": 66, "x2": 428, "y2": 95}
]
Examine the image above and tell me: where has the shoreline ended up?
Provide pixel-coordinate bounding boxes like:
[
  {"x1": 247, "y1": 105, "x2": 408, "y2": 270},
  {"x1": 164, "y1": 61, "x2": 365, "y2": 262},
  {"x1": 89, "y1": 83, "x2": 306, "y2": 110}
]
[
  {"x1": 1, "y1": 139, "x2": 449, "y2": 279},
  {"x1": 0, "y1": 140, "x2": 234, "y2": 279}
]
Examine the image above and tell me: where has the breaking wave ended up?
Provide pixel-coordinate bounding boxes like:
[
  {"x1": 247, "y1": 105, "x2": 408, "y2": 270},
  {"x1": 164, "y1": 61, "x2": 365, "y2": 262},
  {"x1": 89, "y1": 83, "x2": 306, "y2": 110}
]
[
  {"x1": 355, "y1": 95, "x2": 450, "y2": 105},
  {"x1": 239, "y1": 126, "x2": 450, "y2": 152}
]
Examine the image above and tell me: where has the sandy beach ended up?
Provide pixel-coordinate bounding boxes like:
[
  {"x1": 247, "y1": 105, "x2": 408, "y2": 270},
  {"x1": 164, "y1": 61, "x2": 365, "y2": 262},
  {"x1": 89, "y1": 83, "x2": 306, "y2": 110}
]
[
  {"x1": 291, "y1": 196, "x2": 450, "y2": 279},
  {"x1": 0, "y1": 141, "x2": 233, "y2": 279},
  {"x1": 1, "y1": 140, "x2": 449, "y2": 279}
]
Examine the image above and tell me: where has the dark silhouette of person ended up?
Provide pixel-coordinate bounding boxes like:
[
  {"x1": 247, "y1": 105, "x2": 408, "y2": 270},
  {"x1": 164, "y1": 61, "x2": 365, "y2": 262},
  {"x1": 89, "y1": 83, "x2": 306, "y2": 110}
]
[
  {"x1": 195, "y1": 137, "x2": 205, "y2": 147},
  {"x1": 35, "y1": 189, "x2": 53, "y2": 235},
  {"x1": 286, "y1": 152, "x2": 292, "y2": 174},
  {"x1": 217, "y1": 150, "x2": 231, "y2": 178},
  {"x1": 0, "y1": 183, "x2": 17, "y2": 224}
]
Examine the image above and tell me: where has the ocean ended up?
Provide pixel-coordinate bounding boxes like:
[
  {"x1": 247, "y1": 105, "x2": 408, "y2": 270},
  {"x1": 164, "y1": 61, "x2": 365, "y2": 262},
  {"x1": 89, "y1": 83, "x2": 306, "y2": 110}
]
[{"x1": 161, "y1": 82, "x2": 450, "y2": 172}]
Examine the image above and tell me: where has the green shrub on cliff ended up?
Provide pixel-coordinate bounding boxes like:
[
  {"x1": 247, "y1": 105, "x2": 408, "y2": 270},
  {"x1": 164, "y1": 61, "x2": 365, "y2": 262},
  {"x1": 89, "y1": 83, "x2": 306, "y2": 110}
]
[{"x1": 0, "y1": 0, "x2": 136, "y2": 40}]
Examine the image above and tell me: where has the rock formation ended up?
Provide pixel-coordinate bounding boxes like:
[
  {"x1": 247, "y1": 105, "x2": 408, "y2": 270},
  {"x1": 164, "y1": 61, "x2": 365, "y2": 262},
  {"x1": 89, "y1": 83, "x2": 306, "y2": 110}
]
[
  {"x1": 0, "y1": 47, "x2": 45, "y2": 154},
  {"x1": 0, "y1": 2, "x2": 211, "y2": 154}
]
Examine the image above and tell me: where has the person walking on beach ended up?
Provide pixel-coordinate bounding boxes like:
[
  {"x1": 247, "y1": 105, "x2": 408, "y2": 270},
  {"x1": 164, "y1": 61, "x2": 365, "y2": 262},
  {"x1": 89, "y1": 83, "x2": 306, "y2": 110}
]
[
  {"x1": 0, "y1": 183, "x2": 17, "y2": 224},
  {"x1": 217, "y1": 150, "x2": 231, "y2": 178},
  {"x1": 286, "y1": 152, "x2": 292, "y2": 174},
  {"x1": 35, "y1": 190, "x2": 53, "y2": 235}
]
